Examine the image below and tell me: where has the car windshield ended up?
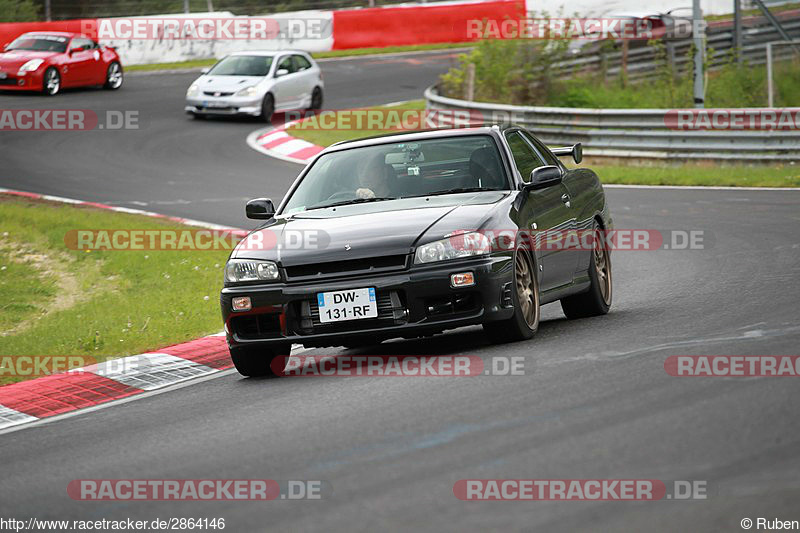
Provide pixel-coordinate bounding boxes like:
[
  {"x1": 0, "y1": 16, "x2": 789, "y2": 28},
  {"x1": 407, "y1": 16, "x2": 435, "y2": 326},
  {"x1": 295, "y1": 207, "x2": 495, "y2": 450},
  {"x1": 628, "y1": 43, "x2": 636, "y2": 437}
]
[
  {"x1": 207, "y1": 55, "x2": 273, "y2": 76},
  {"x1": 7, "y1": 35, "x2": 68, "y2": 53},
  {"x1": 282, "y1": 135, "x2": 509, "y2": 214}
]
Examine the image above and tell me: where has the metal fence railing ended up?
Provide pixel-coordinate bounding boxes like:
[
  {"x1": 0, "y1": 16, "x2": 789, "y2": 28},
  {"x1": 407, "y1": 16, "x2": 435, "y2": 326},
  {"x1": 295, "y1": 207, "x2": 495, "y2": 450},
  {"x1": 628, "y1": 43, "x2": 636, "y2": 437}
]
[
  {"x1": 424, "y1": 86, "x2": 800, "y2": 162},
  {"x1": 551, "y1": 18, "x2": 800, "y2": 82}
]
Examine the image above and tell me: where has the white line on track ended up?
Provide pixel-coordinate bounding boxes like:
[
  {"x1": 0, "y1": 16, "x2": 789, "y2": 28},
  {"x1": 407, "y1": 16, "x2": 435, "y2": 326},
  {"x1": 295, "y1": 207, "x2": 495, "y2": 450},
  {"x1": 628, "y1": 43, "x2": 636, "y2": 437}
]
[{"x1": 0, "y1": 345, "x2": 313, "y2": 437}]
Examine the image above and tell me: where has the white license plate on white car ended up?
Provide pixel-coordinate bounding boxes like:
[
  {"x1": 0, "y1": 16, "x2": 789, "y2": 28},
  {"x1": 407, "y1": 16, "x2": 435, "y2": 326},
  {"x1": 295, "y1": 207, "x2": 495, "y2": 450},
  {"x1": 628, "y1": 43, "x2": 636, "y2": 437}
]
[{"x1": 317, "y1": 287, "x2": 377, "y2": 323}]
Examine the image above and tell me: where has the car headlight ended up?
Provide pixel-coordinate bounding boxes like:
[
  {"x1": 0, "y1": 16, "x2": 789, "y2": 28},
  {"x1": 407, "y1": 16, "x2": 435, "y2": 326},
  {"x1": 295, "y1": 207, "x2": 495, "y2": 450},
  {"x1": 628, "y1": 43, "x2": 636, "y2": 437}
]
[
  {"x1": 414, "y1": 232, "x2": 492, "y2": 264},
  {"x1": 17, "y1": 59, "x2": 44, "y2": 75},
  {"x1": 224, "y1": 259, "x2": 280, "y2": 283},
  {"x1": 235, "y1": 85, "x2": 258, "y2": 97},
  {"x1": 186, "y1": 83, "x2": 199, "y2": 97}
]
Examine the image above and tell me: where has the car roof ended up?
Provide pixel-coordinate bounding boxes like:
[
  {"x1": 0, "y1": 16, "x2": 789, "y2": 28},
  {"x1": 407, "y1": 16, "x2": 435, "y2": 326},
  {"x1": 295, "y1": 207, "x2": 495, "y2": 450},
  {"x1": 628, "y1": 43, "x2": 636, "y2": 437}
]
[
  {"x1": 21, "y1": 31, "x2": 78, "y2": 38},
  {"x1": 323, "y1": 126, "x2": 510, "y2": 154},
  {"x1": 228, "y1": 50, "x2": 309, "y2": 57}
]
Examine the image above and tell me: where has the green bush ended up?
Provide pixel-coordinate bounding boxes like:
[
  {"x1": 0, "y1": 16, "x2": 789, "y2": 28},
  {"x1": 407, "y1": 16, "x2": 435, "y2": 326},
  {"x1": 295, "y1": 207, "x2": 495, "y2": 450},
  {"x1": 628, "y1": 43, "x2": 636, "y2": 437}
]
[{"x1": 440, "y1": 38, "x2": 800, "y2": 108}]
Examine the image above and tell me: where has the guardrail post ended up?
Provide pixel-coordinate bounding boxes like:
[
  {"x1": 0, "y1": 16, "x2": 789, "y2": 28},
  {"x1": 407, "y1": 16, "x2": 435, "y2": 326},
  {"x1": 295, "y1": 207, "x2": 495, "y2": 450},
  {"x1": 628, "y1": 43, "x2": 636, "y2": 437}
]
[{"x1": 464, "y1": 63, "x2": 475, "y2": 101}]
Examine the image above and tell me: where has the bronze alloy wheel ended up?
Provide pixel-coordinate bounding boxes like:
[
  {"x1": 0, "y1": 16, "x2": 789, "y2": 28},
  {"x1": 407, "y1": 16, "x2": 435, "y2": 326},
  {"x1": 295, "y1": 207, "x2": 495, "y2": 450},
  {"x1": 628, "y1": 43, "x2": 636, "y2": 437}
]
[
  {"x1": 515, "y1": 251, "x2": 540, "y2": 329},
  {"x1": 593, "y1": 227, "x2": 612, "y2": 306}
]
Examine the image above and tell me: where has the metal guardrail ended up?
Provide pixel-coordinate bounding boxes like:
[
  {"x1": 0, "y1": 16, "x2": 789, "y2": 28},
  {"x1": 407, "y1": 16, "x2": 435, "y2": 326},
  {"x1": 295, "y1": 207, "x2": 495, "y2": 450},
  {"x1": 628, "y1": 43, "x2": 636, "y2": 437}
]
[
  {"x1": 424, "y1": 86, "x2": 800, "y2": 162},
  {"x1": 552, "y1": 18, "x2": 800, "y2": 81}
]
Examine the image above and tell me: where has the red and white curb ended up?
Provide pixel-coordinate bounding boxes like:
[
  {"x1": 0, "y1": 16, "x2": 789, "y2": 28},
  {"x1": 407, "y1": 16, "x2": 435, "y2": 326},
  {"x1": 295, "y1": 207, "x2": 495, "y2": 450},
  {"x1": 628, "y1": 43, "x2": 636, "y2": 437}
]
[
  {"x1": 247, "y1": 122, "x2": 324, "y2": 165},
  {"x1": 0, "y1": 188, "x2": 257, "y2": 432},
  {"x1": 0, "y1": 334, "x2": 233, "y2": 431}
]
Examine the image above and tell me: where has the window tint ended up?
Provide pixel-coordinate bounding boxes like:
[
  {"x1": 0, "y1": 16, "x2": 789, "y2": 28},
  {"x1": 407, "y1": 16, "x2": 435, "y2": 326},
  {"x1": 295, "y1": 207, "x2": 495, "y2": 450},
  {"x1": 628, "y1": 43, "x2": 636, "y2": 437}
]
[
  {"x1": 277, "y1": 56, "x2": 295, "y2": 74},
  {"x1": 8, "y1": 34, "x2": 68, "y2": 53},
  {"x1": 520, "y1": 131, "x2": 560, "y2": 166},
  {"x1": 293, "y1": 55, "x2": 312, "y2": 71},
  {"x1": 70, "y1": 37, "x2": 94, "y2": 51},
  {"x1": 506, "y1": 132, "x2": 546, "y2": 182}
]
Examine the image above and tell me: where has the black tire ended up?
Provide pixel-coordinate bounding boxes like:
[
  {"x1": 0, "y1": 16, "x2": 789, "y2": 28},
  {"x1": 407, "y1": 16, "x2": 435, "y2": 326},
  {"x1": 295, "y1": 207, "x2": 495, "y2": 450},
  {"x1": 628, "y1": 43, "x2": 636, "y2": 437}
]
[
  {"x1": 483, "y1": 245, "x2": 540, "y2": 343},
  {"x1": 260, "y1": 93, "x2": 274, "y2": 122},
  {"x1": 230, "y1": 343, "x2": 290, "y2": 377},
  {"x1": 42, "y1": 67, "x2": 60, "y2": 96},
  {"x1": 309, "y1": 87, "x2": 323, "y2": 110},
  {"x1": 560, "y1": 222, "x2": 612, "y2": 319},
  {"x1": 191, "y1": 113, "x2": 207, "y2": 120},
  {"x1": 103, "y1": 62, "x2": 123, "y2": 90}
]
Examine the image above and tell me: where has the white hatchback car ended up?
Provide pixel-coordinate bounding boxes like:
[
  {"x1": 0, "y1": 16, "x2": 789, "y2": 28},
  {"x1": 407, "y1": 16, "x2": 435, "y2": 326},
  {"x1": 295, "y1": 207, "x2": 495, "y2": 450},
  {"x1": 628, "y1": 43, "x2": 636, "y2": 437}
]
[{"x1": 185, "y1": 50, "x2": 323, "y2": 121}]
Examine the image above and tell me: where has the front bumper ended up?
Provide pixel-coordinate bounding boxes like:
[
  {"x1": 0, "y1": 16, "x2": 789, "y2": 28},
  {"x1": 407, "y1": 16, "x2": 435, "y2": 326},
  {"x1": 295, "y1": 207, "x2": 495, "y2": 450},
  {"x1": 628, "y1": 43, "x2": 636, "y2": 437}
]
[
  {"x1": 0, "y1": 69, "x2": 44, "y2": 91},
  {"x1": 185, "y1": 95, "x2": 262, "y2": 116},
  {"x1": 220, "y1": 254, "x2": 514, "y2": 349}
]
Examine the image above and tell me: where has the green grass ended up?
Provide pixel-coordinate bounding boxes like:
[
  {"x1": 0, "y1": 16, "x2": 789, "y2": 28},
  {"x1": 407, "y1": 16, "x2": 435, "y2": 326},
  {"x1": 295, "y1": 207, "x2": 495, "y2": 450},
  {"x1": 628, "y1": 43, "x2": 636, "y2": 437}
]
[
  {"x1": 0, "y1": 247, "x2": 57, "y2": 333},
  {"x1": 286, "y1": 99, "x2": 426, "y2": 146},
  {"x1": 580, "y1": 163, "x2": 800, "y2": 188},
  {"x1": 125, "y1": 43, "x2": 471, "y2": 72},
  {"x1": 0, "y1": 196, "x2": 232, "y2": 385}
]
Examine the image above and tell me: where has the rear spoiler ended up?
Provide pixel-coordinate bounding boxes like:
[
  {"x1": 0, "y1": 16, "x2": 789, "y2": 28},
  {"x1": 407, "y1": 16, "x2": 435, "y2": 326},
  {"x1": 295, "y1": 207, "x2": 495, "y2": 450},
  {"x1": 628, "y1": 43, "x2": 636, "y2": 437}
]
[{"x1": 551, "y1": 143, "x2": 582, "y2": 164}]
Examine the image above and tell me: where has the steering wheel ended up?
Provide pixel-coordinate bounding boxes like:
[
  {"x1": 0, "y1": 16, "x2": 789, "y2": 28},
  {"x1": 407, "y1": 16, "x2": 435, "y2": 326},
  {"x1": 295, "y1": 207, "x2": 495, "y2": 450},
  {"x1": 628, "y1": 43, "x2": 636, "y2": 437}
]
[{"x1": 326, "y1": 191, "x2": 358, "y2": 202}]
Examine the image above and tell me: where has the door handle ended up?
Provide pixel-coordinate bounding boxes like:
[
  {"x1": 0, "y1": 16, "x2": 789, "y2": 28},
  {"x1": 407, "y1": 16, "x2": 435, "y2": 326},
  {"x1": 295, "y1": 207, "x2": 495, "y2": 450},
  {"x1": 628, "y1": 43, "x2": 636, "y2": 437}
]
[{"x1": 561, "y1": 193, "x2": 571, "y2": 207}]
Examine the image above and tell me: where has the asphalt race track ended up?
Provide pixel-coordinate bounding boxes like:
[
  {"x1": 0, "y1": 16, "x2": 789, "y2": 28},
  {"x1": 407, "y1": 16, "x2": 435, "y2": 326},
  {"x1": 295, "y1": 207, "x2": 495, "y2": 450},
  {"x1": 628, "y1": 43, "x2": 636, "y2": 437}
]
[{"x1": 2, "y1": 51, "x2": 800, "y2": 531}]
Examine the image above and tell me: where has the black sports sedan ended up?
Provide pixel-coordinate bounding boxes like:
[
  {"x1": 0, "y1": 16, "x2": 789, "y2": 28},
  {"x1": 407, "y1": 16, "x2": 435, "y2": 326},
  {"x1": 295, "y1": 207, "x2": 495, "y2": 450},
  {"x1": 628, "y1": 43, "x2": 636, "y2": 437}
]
[{"x1": 221, "y1": 125, "x2": 613, "y2": 376}]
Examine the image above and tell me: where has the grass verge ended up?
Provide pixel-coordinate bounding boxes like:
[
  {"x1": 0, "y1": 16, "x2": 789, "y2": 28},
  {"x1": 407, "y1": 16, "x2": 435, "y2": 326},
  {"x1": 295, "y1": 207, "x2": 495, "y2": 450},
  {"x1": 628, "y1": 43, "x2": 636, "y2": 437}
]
[
  {"x1": 286, "y1": 102, "x2": 799, "y2": 187},
  {"x1": 125, "y1": 43, "x2": 470, "y2": 72},
  {"x1": 0, "y1": 195, "x2": 231, "y2": 385}
]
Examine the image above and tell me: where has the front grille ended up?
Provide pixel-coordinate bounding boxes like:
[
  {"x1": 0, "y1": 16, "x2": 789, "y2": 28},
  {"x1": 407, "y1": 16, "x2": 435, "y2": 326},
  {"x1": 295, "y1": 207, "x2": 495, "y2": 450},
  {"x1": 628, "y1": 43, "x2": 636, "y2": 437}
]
[
  {"x1": 285, "y1": 255, "x2": 407, "y2": 280},
  {"x1": 203, "y1": 91, "x2": 234, "y2": 96},
  {"x1": 294, "y1": 290, "x2": 407, "y2": 334},
  {"x1": 230, "y1": 313, "x2": 283, "y2": 339},
  {"x1": 0, "y1": 77, "x2": 18, "y2": 86}
]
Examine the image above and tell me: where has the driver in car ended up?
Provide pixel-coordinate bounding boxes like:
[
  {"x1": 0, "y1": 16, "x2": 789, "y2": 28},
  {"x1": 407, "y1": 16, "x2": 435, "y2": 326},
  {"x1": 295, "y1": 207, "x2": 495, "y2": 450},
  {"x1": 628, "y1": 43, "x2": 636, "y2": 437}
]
[{"x1": 356, "y1": 153, "x2": 395, "y2": 199}]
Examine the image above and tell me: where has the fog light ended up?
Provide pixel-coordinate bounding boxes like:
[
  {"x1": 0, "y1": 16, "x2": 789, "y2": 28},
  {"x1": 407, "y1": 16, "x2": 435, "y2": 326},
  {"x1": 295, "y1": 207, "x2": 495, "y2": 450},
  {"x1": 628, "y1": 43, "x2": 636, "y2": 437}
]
[
  {"x1": 18, "y1": 79, "x2": 24, "y2": 86},
  {"x1": 232, "y1": 296, "x2": 252, "y2": 311},
  {"x1": 450, "y1": 272, "x2": 475, "y2": 288}
]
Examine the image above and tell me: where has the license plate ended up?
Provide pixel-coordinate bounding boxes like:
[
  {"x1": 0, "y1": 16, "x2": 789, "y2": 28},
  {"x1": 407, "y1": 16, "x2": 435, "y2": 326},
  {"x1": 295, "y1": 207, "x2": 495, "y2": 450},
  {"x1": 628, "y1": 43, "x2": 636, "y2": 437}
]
[
  {"x1": 317, "y1": 287, "x2": 377, "y2": 323},
  {"x1": 0, "y1": 72, "x2": 6, "y2": 79},
  {"x1": 204, "y1": 101, "x2": 227, "y2": 108}
]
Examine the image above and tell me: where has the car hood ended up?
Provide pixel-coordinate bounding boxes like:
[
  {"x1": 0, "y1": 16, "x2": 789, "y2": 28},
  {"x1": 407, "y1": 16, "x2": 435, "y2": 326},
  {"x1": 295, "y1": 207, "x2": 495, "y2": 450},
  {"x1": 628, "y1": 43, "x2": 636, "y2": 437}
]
[
  {"x1": 0, "y1": 50, "x2": 58, "y2": 69},
  {"x1": 232, "y1": 192, "x2": 509, "y2": 266},
  {"x1": 195, "y1": 75, "x2": 264, "y2": 92}
]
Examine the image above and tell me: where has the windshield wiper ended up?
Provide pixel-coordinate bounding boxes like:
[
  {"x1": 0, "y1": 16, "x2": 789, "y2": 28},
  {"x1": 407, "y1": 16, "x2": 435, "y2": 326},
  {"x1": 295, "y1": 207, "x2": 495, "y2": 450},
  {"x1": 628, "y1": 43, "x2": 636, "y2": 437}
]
[
  {"x1": 403, "y1": 187, "x2": 500, "y2": 198},
  {"x1": 306, "y1": 196, "x2": 396, "y2": 211}
]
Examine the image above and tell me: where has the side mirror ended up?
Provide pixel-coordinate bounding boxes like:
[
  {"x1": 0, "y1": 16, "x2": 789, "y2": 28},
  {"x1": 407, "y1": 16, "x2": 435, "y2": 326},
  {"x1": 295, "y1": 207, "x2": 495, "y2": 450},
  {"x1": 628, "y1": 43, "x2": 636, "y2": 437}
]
[
  {"x1": 200, "y1": 67, "x2": 210, "y2": 74},
  {"x1": 246, "y1": 198, "x2": 275, "y2": 220},
  {"x1": 551, "y1": 143, "x2": 582, "y2": 164},
  {"x1": 526, "y1": 166, "x2": 563, "y2": 190},
  {"x1": 275, "y1": 68, "x2": 289, "y2": 77},
  {"x1": 70, "y1": 46, "x2": 85, "y2": 54}
]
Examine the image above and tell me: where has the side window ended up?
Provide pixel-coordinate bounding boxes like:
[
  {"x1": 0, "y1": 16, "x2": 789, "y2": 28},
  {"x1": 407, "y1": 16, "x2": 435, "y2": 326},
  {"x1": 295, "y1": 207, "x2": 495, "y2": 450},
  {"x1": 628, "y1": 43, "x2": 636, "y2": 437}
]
[
  {"x1": 506, "y1": 132, "x2": 546, "y2": 182},
  {"x1": 70, "y1": 37, "x2": 93, "y2": 51},
  {"x1": 521, "y1": 131, "x2": 560, "y2": 167},
  {"x1": 293, "y1": 55, "x2": 312, "y2": 71},
  {"x1": 277, "y1": 56, "x2": 295, "y2": 74}
]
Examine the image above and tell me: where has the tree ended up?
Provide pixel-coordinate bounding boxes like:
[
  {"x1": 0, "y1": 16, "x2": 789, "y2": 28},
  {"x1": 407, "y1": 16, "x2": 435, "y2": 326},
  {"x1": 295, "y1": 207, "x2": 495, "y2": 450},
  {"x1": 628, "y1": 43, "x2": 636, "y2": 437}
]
[{"x1": 0, "y1": 0, "x2": 39, "y2": 21}]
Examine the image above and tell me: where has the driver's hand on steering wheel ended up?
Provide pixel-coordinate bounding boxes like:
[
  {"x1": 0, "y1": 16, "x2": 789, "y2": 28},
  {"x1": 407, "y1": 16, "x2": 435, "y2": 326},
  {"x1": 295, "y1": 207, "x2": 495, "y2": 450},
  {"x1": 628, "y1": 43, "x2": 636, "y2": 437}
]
[{"x1": 356, "y1": 188, "x2": 376, "y2": 199}]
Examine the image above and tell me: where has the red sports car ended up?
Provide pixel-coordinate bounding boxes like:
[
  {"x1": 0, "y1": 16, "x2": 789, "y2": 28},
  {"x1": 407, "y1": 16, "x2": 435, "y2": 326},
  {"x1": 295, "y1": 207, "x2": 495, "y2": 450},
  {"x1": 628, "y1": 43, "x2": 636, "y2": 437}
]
[{"x1": 0, "y1": 32, "x2": 123, "y2": 95}]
